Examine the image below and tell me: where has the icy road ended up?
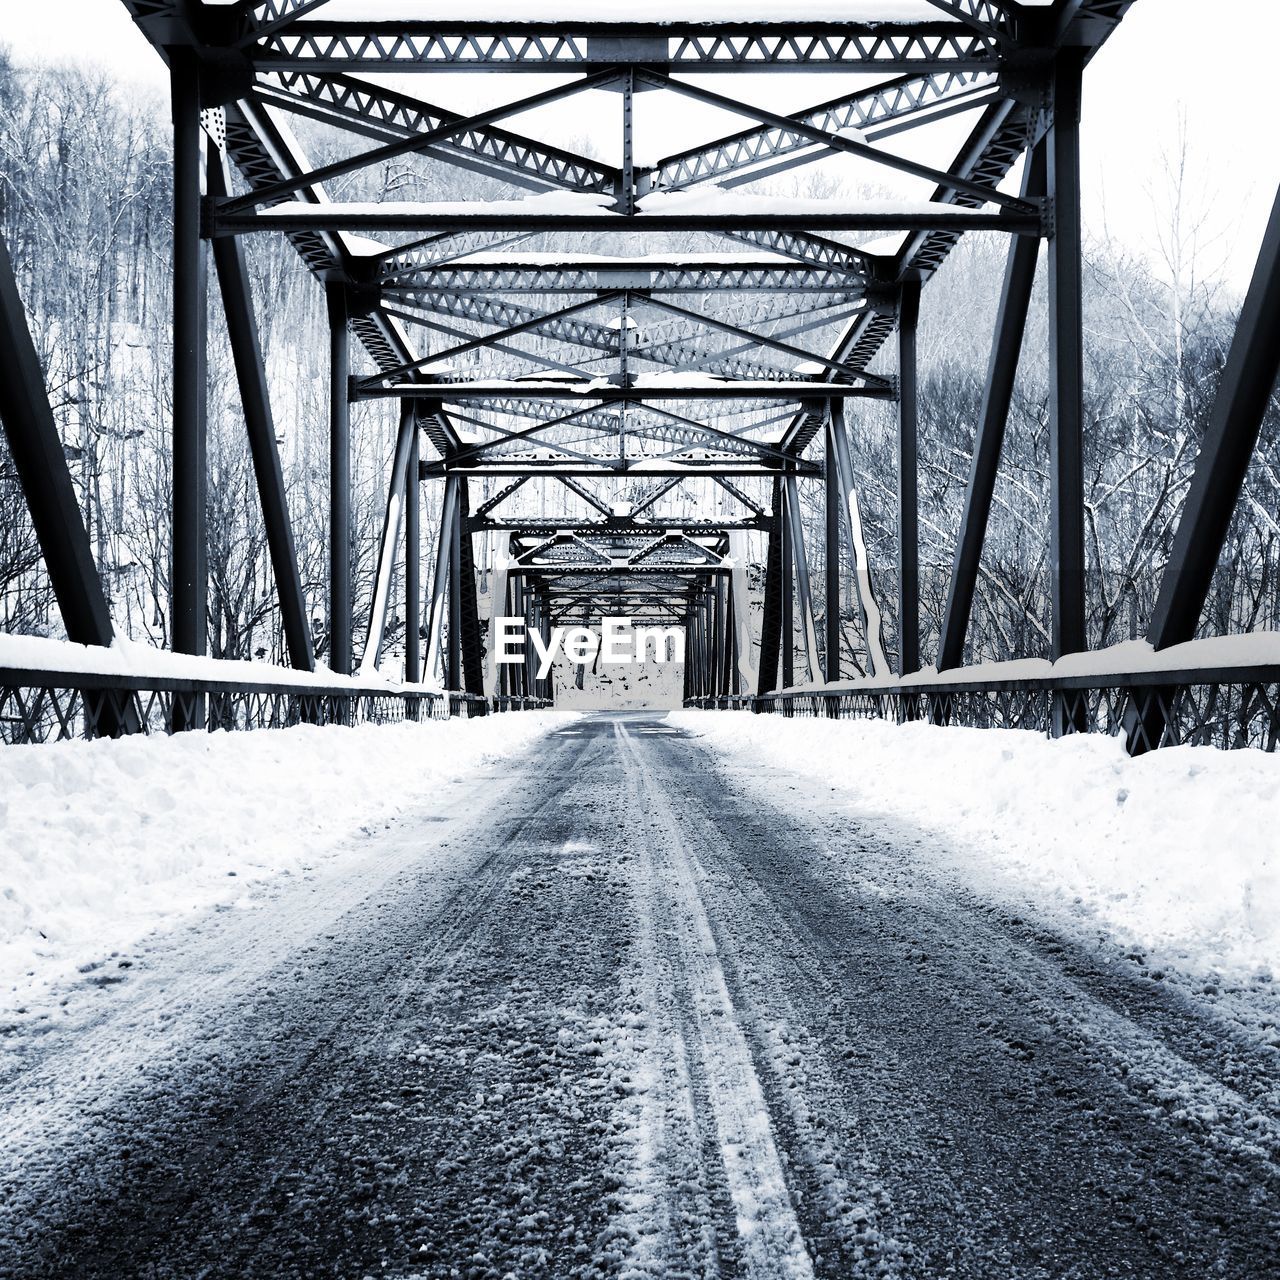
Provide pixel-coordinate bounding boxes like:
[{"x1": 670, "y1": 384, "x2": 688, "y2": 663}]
[{"x1": 2, "y1": 711, "x2": 1278, "y2": 1278}]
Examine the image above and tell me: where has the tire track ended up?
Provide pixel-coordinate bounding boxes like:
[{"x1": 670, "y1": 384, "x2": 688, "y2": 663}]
[{"x1": 617, "y1": 720, "x2": 816, "y2": 1280}]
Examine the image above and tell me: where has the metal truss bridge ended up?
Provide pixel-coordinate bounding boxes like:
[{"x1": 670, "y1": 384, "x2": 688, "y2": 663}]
[{"x1": 2, "y1": 0, "x2": 1279, "y2": 751}]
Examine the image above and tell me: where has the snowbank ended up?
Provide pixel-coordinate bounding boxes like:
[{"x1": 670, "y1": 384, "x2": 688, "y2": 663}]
[
  {"x1": 670, "y1": 713, "x2": 1280, "y2": 977},
  {"x1": 0, "y1": 714, "x2": 567, "y2": 1004}
]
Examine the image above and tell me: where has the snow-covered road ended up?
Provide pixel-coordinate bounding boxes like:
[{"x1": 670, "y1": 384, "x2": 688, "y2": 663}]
[{"x1": 2, "y1": 711, "x2": 1278, "y2": 1278}]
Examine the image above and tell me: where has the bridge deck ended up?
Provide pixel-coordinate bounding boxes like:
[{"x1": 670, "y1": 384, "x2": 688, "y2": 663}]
[{"x1": 3, "y1": 712, "x2": 1276, "y2": 1277}]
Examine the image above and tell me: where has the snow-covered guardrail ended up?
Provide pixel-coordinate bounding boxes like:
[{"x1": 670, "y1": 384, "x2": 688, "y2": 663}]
[
  {"x1": 0, "y1": 636, "x2": 551, "y2": 744},
  {"x1": 687, "y1": 663, "x2": 1280, "y2": 754}
]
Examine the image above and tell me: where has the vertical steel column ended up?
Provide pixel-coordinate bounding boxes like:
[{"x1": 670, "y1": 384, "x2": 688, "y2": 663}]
[
  {"x1": 728, "y1": 532, "x2": 758, "y2": 693},
  {"x1": 425, "y1": 476, "x2": 458, "y2": 686},
  {"x1": 456, "y1": 480, "x2": 486, "y2": 700},
  {"x1": 500, "y1": 579, "x2": 514, "y2": 699},
  {"x1": 1048, "y1": 52, "x2": 1088, "y2": 704},
  {"x1": 709, "y1": 579, "x2": 721, "y2": 696},
  {"x1": 501, "y1": 573, "x2": 517, "y2": 696},
  {"x1": 619, "y1": 68, "x2": 636, "y2": 215},
  {"x1": 404, "y1": 416, "x2": 421, "y2": 687},
  {"x1": 757, "y1": 477, "x2": 785, "y2": 694},
  {"x1": 784, "y1": 472, "x2": 822, "y2": 684},
  {"x1": 447, "y1": 487, "x2": 462, "y2": 692},
  {"x1": 720, "y1": 576, "x2": 735, "y2": 697},
  {"x1": 536, "y1": 587, "x2": 552, "y2": 702},
  {"x1": 897, "y1": 279, "x2": 922, "y2": 676},
  {"x1": 169, "y1": 48, "x2": 208, "y2": 729},
  {"x1": 485, "y1": 532, "x2": 512, "y2": 698},
  {"x1": 697, "y1": 590, "x2": 710, "y2": 698},
  {"x1": 828, "y1": 400, "x2": 889, "y2": 676},
  {"x1": 938, "y1": 145, "x2": 1046, "y2": 671},
  {"x1": 208, "y1": 152, "x2": 312, "y2": 673},
  {"x1": 359, "y1": 400, "x2": 417, "y2": 675},
  {"x1": 781, "y1": 480, "x2": 795, "y2": 690},
  {"x1": 686, "y1": 598, "x2": 698, "y2": 698},
  {"x1": 327, "y1": 282, "x2": 352, "y2": 677},
  {"x1": 522, "y1": 580, "x2": 535, "y2": 698},
  {"x1": 825, "y1": 435, "x2": 841, "y2": 681}
]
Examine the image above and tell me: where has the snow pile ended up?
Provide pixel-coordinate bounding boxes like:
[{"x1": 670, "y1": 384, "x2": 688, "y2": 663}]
[
  {"x1": 0, "y1": 714, "x2": 567, "y2": 1003},
  {"x1": 670, "y1": 713, "x2": 1280, "y2": 977}
]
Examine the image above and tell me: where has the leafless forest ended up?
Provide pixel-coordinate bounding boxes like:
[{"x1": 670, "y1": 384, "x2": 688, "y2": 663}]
[{"x1": 2, "y1": 56, "x2": 1276, "y2": 677}]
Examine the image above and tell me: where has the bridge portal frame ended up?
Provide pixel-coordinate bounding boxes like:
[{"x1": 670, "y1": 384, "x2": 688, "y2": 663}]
[{"x1": 1, "y1": 1, "x2": 1278, "y2": 751}]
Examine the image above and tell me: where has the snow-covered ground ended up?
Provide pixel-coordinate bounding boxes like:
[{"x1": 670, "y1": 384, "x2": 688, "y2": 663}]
[
  {"x1": 0, "y1": 713, "x2": 568, "y2": 1019},
  {"x1": 670, "y1": 712, "x2": 1280, "y2": 980}
]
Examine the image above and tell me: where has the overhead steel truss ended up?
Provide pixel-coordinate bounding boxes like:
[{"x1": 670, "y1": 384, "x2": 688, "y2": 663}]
[{"x1": 5, "y1": 1, "x2": 1276, "y2": 749}]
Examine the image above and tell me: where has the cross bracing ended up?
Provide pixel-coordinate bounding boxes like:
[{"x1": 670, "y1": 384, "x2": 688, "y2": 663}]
[
  {"x1": 8, "y1": 1, "x2": 1276, "y2": 750},
  {"x1": 106, "y1": 0, "x2": 1138, "y2": 696}
]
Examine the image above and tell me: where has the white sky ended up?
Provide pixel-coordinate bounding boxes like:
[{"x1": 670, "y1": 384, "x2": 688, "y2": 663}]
[{"x1": 2, "y1": 1, "x2": 1277, "y2": 290}]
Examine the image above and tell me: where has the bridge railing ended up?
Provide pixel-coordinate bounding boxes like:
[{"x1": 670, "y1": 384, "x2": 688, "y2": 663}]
[
  {"x1": 685, "y1": 664, "x2": 1280, "y2": 754},
  {"x1": 0, "y1": 664, "x2": 551, "y2": 746}
]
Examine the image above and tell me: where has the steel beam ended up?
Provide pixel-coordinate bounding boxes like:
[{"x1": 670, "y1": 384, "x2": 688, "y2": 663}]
[
  {"x1": 728, "y1": 532, "x2": 757, "y2": 693},
  {"x1": 0, "y1": 233, "x2": 115, "y2": 651},
  {"x1": 485, "y1": 533, "x2": 512, "y2": 698},
  {"x1": 425, "y1": 476, "x2": 458, "y2": 686},
  {"x1": 363, "y1": 380, "x2": 895, "y2": 403},
  {"x1": 361, "y1": 291, "x2": 623, "y2": 389},
  {"x1": 405, "y1": 415, "x2": 421, "y2": 687},
  {"x1": 447, "y1": 482, "x2": 462, "y2": 691},
  {"x1": 828, "y1": 399, "x2": 890, "y2": 676},
  {"x1": 225, "y1": 71, "x2": 622, "y2": 216},
  {"x1": 781, "y1": 481, "x2": 795, "y2": 690},
  {"x1": 327, "y1": 282, "x2": 353, "y2": 677},
  {"x1": 218, "y1": 206, "x2": 1039, "y2": 237},
  {"x1": 208, "y1": 153, "x2": 313, "y2": 673},
  {"x1": 758, "y1": 478, "x2": 785, "y2": 695},
  {"x1": 0, "y1": 233, "x2": 138, "y2": 738},
  {"x1": 1147, "y1": 182, "x2": 1280, "y2": 651},
  {"x1": 258, "y1": 69, "x2": 619, "y2": 195},
  {"x1": 456, "y1": 480, "x2": 487, "y2": 699},
  {"x1": 1124, "y1": 183, "x2": 1280, "y2": 753},
  {"x1": 651, "y1": 68, "x2": 993, "y2": 192},
  {"x1": 937, "y1": 144, "x2": 1044, "y2": 671},
  {"x1": 785, "y1": 473, "x2": 822, "y2": 684},
  {"x1": 1047, "y1": 51, "x2": 1087, "y2": 732},
  {"x1": 825, "y1": 436, "x2": 841, "y2": 682},
  {"x1": 169, "y1": 47, "x2": 208, "y2": 729},
  {"x1": 360, "y1": 401, "x2": 417, "y2": 675},
  {"x1": 385, "y1": 287, "x2": 786, "y2": 383},
  {"x1": 897, "y1": 279, "x2": 922, "y2": 676},
  {"x1": 383, "y1": 261, "x2": 868, "y2": 295},
  {"x1": 249, "y1": 21, "x2": 999, "y2": 73},
  {"x1": 639, "y1": 68, "x2": 1031, "y2": 215}
]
